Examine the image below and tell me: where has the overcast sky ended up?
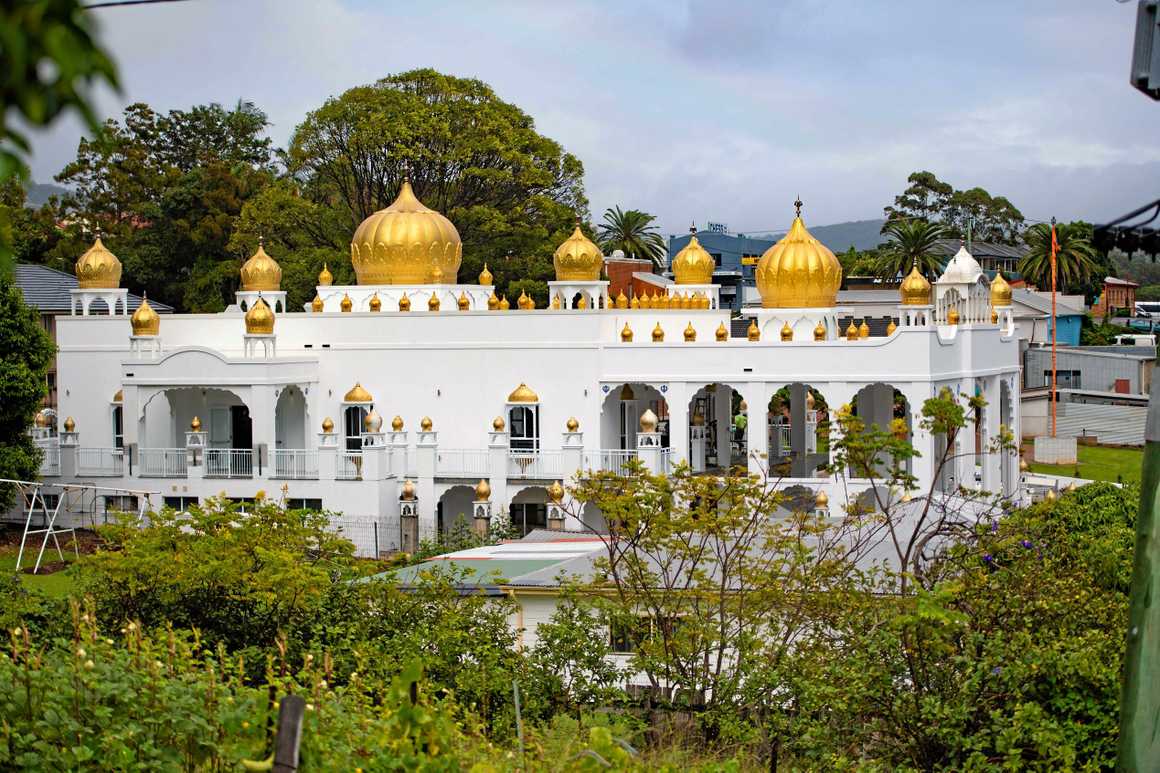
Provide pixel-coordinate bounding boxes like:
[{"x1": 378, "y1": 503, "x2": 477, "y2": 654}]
[{"x1": 25, "y1": 0, "x2": 1160, "y2": 234}]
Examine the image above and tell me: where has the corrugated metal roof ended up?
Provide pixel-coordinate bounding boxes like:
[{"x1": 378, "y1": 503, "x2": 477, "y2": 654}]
[
  {"x1": 13, "y1": 263, "x2": 173, "y2": 314},
  {"x1": 1011, "y1": 288, "x2": 1084, "y2": 316},
  {"x1": 932, "y1": 238, "x2": 1028, "y2": 259}
]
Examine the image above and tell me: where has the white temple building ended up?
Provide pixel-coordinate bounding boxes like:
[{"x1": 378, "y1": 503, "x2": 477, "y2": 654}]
[{"x1": 27, "y1": 182, "x2": 1022, "y2": 555}]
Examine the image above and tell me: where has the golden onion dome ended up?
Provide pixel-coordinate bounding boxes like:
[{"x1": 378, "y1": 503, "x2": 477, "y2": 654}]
[
  {"x1": 75, "y1": 236, "x2": 122, "y2": 289},
  {"x1": 652, "y1": 322, "x2": 664, "y2": 342},
  {"x1": 458, "y1": 291, "x2": 470, "y2": 311},
  {"x1": 639, "y1": 408, "x2": 659, "y2": 433},
  {"x1": 553, "y1": 222, "x2": 603, "y2": 281},
  {"x1": 508, "y1": 383, "x2": 539, "y2": 403},
  {"x1": 499, "y1": 295, "x2": 510, "y2": 311},
  {"x1": 321, "y1": 416, "x2": 334, "y2": 433},
  {"x1": 755, "y1": 201, "x2": 842, "y2": 308},
  {"x1": 130, "y1": 295, "x2": 160, "y2": 336},
  {"x1": 672, "y1": 228, "x2": 715, "y2": 285},
  {"x1": 492, "y1": 415, "x2": 506, "y2": 431},
  {"x1": 615, "y1": 290, "x2": 629, "y2": 309},
  {"x1": 684, "y1": 321, "x2": 696, "y2": 342},
  {"x1": 814, "y1": 321, "x2": 826, "y2": 341},
  {"x1": 63, "y1": 416, "x2": 75, "y2": 432},
  {"x1": 420, "y1": 416, "x2": 433, "y2": 431},
  {"x1": 479, "y1": 263, "x2": 493, "y2": 286},
  {"x1": 475, "y1": 478, "x2": 492, "y2": 501},
  {"x1": 369, "y1": 293, "x2": 382, "y2": 312},
  {"x1": 815, "y1": 490, "x2": 829, "y2": 508},
  {"x1": 629, "y1": 294, "x2": 640, "y2": 310},
  {"x1": 900, "y1": 262, "x2": 932, "y2": 306},
  {"x1": 747, "y1": 319, "x2": 760, "y2": 341},
  {"x1": 244, "y1": 297, "x2": 275, "y2": 335},
  {"x1": 517, "y1": 290, "x2": 531, "y2": 310},
  {"x1": 190, "y1": 415, "x2": 201, "y2": 432},
  {"x1": 716, "y1": 322, "x2": 728, "y2": 341},
  {"x1": 487, "y1": 291, "x2": 500, "y2": 311},
  {"x1": 780, "y1": 321, "x2": 793, "y2": 341},
  {"x1": 318, "y1": 263, "x2": 334, "y2": 286},
  {"x1": 621, "y1": 322, "x2": 633, "y2": 342},
  {"x1": 34, "y1": 410, "x2": 49, "y2": 428},
  {"x1": 239, "y1": 239, "x2": 282, "y2": 291},
  {"x1": 350, "y1": 179, "x2": 462, "y2": 285},
  {"x1": 990, "y1": 270, "x2": 1012, "y2": 307},
  {"x1": 364, "y1": 409, "x2": 383, "y2": 432},
  {"x1": 846, "y1": 320, "x2": 859, "y2": 341},
  {"x1": 399, "y1": 294, "x2": 411, "y2": 312},
  {"x1": 344, "y1": 382, "x2": 373, "y2": 403},
  {"x1": 566, "y1": 416, "x2": 580, "y2": 432},
  {"x1": 401, "y1": 479, "x2": 416, "y2": 501},
  {"x1": 547, "y1": 480, "x2": 566, "y2": 503},
  {"x1": 311, "y1": 293, "x2": 324, "y2": 313},
  {"x1": 340, "y1": 293, "x2": 353, "y2": 312},
  {"x1": 859, "y1": 320, "x2": 870, "y2": 339},
  {"x1": 886, "y1": 319, "x2": 897, "y2": 335},
  {"x1": 392, "y1": 415, "x2": 404, "y2": 431},
  {"x1": 428, "y1": 291, "x2": 440, "y2": 311}
]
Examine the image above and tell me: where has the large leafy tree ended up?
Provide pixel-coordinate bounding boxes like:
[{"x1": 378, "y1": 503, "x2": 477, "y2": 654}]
[
  {"x1": 288, "y1": 68, "x2": 587, "y2": 295},
  {"x1": 883, "y1": 170, "x2": 953, "y2": 224},
  {"x1": 0, "y1": 282, "x2": 55, "y2": 506},
  {"x1": 1020, "y1": 221, "x2": 1103, "y2": 295},
  {"x1": 874, "y1": 219, "x2": 950, "y2": 278},
  {"x1": 883, "y1": 170, "x2": 1025, "y2": 245},
  {"x1": 596, "y1": 206, "x2": 666, "y2": 267}
]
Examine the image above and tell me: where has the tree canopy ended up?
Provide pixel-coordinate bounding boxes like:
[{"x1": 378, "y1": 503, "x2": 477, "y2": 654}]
[
  {"x1": 0, "y1": 282, "x2": 55, "y2": 506},
  {"x1": 883, "y1": 170, "x2": 1025, "y2": 245},
  {"x1": 596, "y1": 206, "x2": 666, "y2": 267}
]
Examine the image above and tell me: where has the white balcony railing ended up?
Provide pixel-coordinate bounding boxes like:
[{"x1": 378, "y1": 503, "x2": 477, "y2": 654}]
[
  {"x1": 205, "y1": 448, "x2": 253, "y2": 478},
  {"x1": 436, "y1": 448, "x2": 490, "y2": 478},
  {"x1": 507, "y1": 450, "x2": 565, "y2": 479},
  {"x1": 38, "y1": 445, "x2": 61, "y2": 477},
  {"x1": 582, "y1": 449, "x2": 637, "y2": 476},
  {"x1": 271, "y1": 449, "x2": 319, "y2": 480},
  {"x1": 76, "y1": 447, "x2": 123, "y2": 476},
  {"x1": 769, "y1": 417, "x2": 819, "y2": 457},
  {"x1": 138, "y1": 448, "x2": 187, "y2": 478},
  {"x1": 337, "y1": 452, "x2": 363, "y2": 481}
]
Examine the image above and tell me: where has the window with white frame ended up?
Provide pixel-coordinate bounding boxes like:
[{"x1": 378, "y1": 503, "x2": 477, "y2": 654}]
[
  {"x1": 112, "y1": 405, "x2": 124, "y2": 449},
  {"x1": 508, "y1": 405, "x2": 540, "y2": 452},
  {"x1": 344, "y1": 405, "x2": 369, "y2": 452}
]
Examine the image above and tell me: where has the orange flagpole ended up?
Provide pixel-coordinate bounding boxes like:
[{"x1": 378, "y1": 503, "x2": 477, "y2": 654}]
[{"x1": 1050, "y1": 218, "x2": 1059, "y2": 438}]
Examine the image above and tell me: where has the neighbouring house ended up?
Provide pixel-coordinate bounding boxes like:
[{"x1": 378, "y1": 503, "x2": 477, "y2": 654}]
[
  {"x1": 665, "y1": 228, "x2": 777, "y2": 312},
  {"x1": 932, "y1": 238, "x2": 1028, "y2": 278},
  {"x1": 1022, "y1": 346, "x2": 1154, "y2": 395},
  {"x1": 1091, "y1": 276, "x2": 1139, "y2": 317},
  {"x1": 1009, "y1": 288, "x2": 1085, "y2": 347}
]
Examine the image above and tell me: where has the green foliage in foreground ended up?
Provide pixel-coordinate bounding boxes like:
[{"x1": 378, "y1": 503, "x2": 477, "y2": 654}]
[{"x1": 1029, "y1": 444, "x2": 1143, "y2": 485}]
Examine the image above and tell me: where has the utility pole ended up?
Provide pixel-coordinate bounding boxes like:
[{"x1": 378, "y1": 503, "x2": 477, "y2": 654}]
[{"x1": 1050, "y1": 217, "x2": 1058, "y2": 438}]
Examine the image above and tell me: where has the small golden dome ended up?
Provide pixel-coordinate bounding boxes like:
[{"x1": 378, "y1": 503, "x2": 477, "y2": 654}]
[
  {"x1": 845, "y1": 320, "x2": 859, "y2": 341},
  {"x1": 629, "y1": 294, "x2": 640, "y2": 310},
  {"x1": 859, "y1": 320, "x2": 870, "y2": 339},
  {"x1": 780, "y1": 321, "x2": 793, "y2": 341},
  {"x1": 401, "y1": 479, "x2": 416, "y2": 501},
  {"x1": 34, "y1": 410, "x2": 48, "y2": 428},
  {"x1": 428, "y1": 291, "x2": 440, "y2": 312},
  {"x1": 547, "y1": 480, "x2": 566, "y2": 503},
  {"x1": 990, "y1": 270, "x2": 1012, "y2": 307},
  {"x1": 1065, "y1": 481, "x2": 1077, "y2": 492},
  {"x1": 672, "y1": 229, "x2": 715, "y2": 285},
  {"x1": 683, "y1": 321, "x2": 696, "y2": 342},
  {"x1": 886, "y1": 319, "x2": 897, "y2": 335},
  {"x1": 75, "y1": 236, "x2": 122, "y2": 289},
  {"x1": 807, "y1": 391, "x2": 816, "y2": 410},
  {"x1": 475, "y1": 478, "x2": 492, "y2": 500},
  {"x1": 1019, "y1": 458, "x2": 1029, "y2": 472},
  {"x1": 747, "y1": 319, "x2": 760, "y2": 341},
  {"x1": 1045, "y1": 488, "x2": 1057, "y2": 502},
  {"x1": 130, "y1": 295, "x2": 160, "y2": 336},
  {"x1": 392, "y1": 415, "x2": 404, "y2": 431},
  {"x1": 458, "y1": 291, "x2": 470, "y2": 311},
  {"x1": 508, "y1": 383, "x2": 539, "y2": 403},
  {"x1": 639, "y1": 408, "x2": 658, "y2": 433},
  {"x1": 318, "y1": 263, "x2": 333, "y2": 286},
  {"x1": 621, "y1": 322, "x2": 633, "y2": 342},
  {"x1": 499, "y1": 295, "x2": 510, "y2": 311},
  {"x1": 551, "y1": 294, "x2": 562, "y2": 310},
  {"x1": 716, "y1": 322, "x2": 729, "y2": 341},
  {"x1": 369, "y1": 293, "x2": 382, "y2": 312},
  {"x1": 900, "y1": 262, "x2": 932, "y2": 306},
  {"x1": 576, "y1": 294, "x2": 588, "y2": 310},
  {"x1": 113, "y1": 389, "x2": 123, "y2": 403},
  {"x1": 240, "y1": 239, "x2": 282, "y2": 291},
  {"x1": 612, "y1": 290, "x2": 626, "y2": 309},
  {"x1": 364, "y1": 409, "x2": 382, "y2": 432},
  {"x1": 566, "y1": 416, "x2": 580, "y2": 432},
  {"x1": 344, "y1": 382, "x2": 373, "y2": 402},
  {"x1": 639, "y1": 293, "x2": 650, "y2": 310},
  {"x1": 814, "y1": 490, "x2": 829, "y2": 508},
  {"x1": 420, "y1": 416, "x2": 433, "y2": 431},
  {"x1": 244, "y1": 297, "x2": 275, "y2": 335},
  {"x1": 479, "y1": 263, "x2": 493, "y2": 286},
  {"x1": 518, "y1": 290, "x2": 534, "y2": 310},
  {"x1": 190, "y1": 416, "x2": 201, "y2": 432},
  {"x1": 311, "y1": 293, "x2": 324, "y2": 312},
  {"x1": 350, "y1": 179, "x2": 462, "y2": 285},
  {"x1": 652, "y1": 322, "x2": 664, "y2": 342},
  {"x1": 322, "y1": 416, "x2": 334, "y2": 433},
  {"x1": 488, "y1": 291, "x2": 500, "y2": 311},
  {"x1": 814, "y1": 321, "x2": 826, "y2": 341},
  {"x1": 492, "y1": 415, "x2": 506, "y2": 431},
  {"x1": 399, "y1": 294, "x2": 411, "y2": 312},
  {"x1": 947, "y1": 307, "x2": 960, "y2": 325},
  {"x1": 340, "y1": 293, "x2": 353, "y2": 312},
  {"x1": 755, "y1": 202, "x2": 842, "y2": 308},
  {"x1": 553, "y1": 222, "x2": 603, "y2": 281},
  {"x1": 63, "y1": 416, "x2": 75, "y2": 432}
]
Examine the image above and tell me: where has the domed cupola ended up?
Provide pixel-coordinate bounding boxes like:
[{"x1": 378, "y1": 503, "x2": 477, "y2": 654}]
[
  {"x1": 899, "y1": 261, "x2": 932, "y2": 306},
  {"x1": 672, "y1": 224, "x2": 715, "y2": 285},
  {"x1": 239, "y1": 238, "x2": 282, "y2": 291},
  {"x1": 350, "y1": 178, "x2": 462, "y2": 285},
  {"x1": 990, "y1": 270, "x2": 1012, "y2": 307},
  {"x1": 244, "y1": 296, "x2": 275, "y2": 334},
  {"x1": 755, "y1": 200, "x2": 842, "y2": 308},
  {"x1": 75, "y1": 236, "x2": 122, "y2": 289},
  {"x1": 553, "y1": 219, "x2": 603, "y2": 281},
  {"x1": 938, "y1": 243, "x2": 983, "y2": 285},
  {"x1": 130, "y1": 295, "x2": 160, "y2": 336}
]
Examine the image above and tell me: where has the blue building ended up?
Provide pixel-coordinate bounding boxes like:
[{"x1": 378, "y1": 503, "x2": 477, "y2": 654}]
[{"x1": 665, "y1": 228, "x2": 776, "y2": 311}]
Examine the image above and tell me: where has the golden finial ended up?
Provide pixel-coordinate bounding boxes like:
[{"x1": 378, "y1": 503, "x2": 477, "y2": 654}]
[
  {"x1": 399, "y1": 294, "x2": 411, "y2": 312},
  {"x1": 551, "y1": 293, "x2": 561, "y2": 310},
  {"x1": 321, "y1": 417, "x2": 334, "y2": 433},
  {"x1": 684, "y1": 321, "x2": 696, "y2": 342},
  {"x1": 369, "y1": 292, "x2": 382, "y2": 312},
  {"x1": 629, "y1": 294, "x2": 640, "y2": 309},
  {"x1": 947, "y1": 307, "x2": 960, "y2": 325},
  {"x1": 130, "y1": 294, "x2": 160, "y2": 336},
  {"x1": 499, "y1": 295, "x2": 510, "y2": 311},
  {"x1": 814, "y1": 490, "x2": 828, "y2": 508},
  {"x1": 780, "y1": 321, "x2": 793, "y2": 341},
  {"x1": 566, "y1": 417, "x2": 580, "y2": 432},
  {"x1": 420, "y1": 416, "x2": 433, "y2": 432},
  {"x1": 475, "y1": 479, "x2": 492, "y2": 501},
  {"x1": 311, "y1": 293, "x2": 324, "y2": 312},
  {"x1": 244, "y1": 296, "x2": 275, "y2": 335},
  {"x1": 492, "y1": 415, "x2": 506, "y2": 431},
  {"x1": 428, "y1": 291, "x2": 440, "y2": 311},
  {"x1": 747, "y1": 319, "x2": 760, "y2": 341},
  {"x1": 547, "y1": 480, "x2": 566, "y2": 503},
  {"x1": 886, "y1": 319, "x2": 898, "y2": 335},
  {"x1": 615, "y1": 290, "x2": 628, "y2": 309},
  {"x1": 846, "y1": 320, "x2": 859, "y2": 340},
  {"x1": 652, "y1": 322, "x2": 665, "y2": 342},
  {"x1": 478, "y1": 263, "x2": 493, "y2": 286},
  {"x1": 813, "y1": 321, "x2": 826, "y2": 341},
  {"x1": 318, "y1": 263, "x2": 333, "y2": 286},
  {"x1": 340, "y1": 293, "x2": 353, "y2": 312},
  {"x1": 576, "y1": 294, "x2": 588, "y2": 310},
  {"x1": 488, "y1": 290, "x2": 499, "y2": 310},
  {"x1": 990, "y1": 308, "x2": 998, "y2": 324},
  {"x1": 716, "y1": 322, "x2": 728, "y2": 341},
  {"x1": 391, "y1": 415, "x2": 404, "y2": 431},
  {"x1": 794, "y1": 196, "x2": 803, "y2": 218},
  {"x1": 458, "y1": 291, "x2": 470, "y2": 311},
  {"x1": 639, "y1": 409, "x2": 659, "y2": 433},
  {"x1": 190, "y1": 416, "x2": 202, "y2": 432},
  {"x1": 859, "y1": 319, "x2": 870, "y2": 339},
  {"x1": 621, "y1": 322, "x2": 634, "y2": 342}
]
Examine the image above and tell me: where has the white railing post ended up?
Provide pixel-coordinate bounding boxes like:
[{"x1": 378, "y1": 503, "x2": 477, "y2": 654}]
[{"x1": 488, "y1": 428, "x2": 510, "y2": 517}]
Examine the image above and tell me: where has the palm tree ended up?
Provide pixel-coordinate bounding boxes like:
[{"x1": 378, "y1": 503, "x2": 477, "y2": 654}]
[
  {"x1": 874, "y1": 219, "x2": 949, "y2": 278},
  {"x1": 596, "y1": 206, "x2": 667, "y2": 267},
  {"x1": 1019, "y1": 222, "x2": 1101, "y2": 292}
]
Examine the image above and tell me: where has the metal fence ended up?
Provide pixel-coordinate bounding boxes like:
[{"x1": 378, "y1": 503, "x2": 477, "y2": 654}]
[
  {"x1": 38, "y1": 445, "x2": 61, "y2": 477},
  {"x1": 205, "y1": 448, "x2": 254, "y2": 478},
  {"x1": 325, "y1": 513, "x2": 401, "y2": 558},
  {"x1": 507, "y1": 450, "x2": 565, "y2": 479},
  {"x1": 582, "y1": 449, "x2": 637, "y2": 475},
  {"x1": 138, "y1": 448, "x2": 187, "y2": 478},
  {"x1": 436, "y1": 448, "x2": 489, "y2": 477},
  {"x1": 271, "y1": 449, "x2": 319, "y2": 480},
  {"x1": 76, "y1": 447, "x2": 124, "y2": 477},
  {"x1": 337, "y1": 452, "x2": 363, "y2": 480}
]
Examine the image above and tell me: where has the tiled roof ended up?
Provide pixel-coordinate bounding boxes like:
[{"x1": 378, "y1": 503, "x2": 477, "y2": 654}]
[
  {"x1": 932, "y1": 238, "x2": 1028, "y2": 260},
  {"x1": 13, "y1": 263, "x2": 173, "y2": 314},
  {"x1": 1011, "y1": 288, "x2": 1084, "y2": 316}
]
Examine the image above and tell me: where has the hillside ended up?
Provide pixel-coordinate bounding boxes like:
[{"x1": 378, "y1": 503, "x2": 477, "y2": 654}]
[
  {"x1": 757, "y1": 218, "x2": 886, "y2": 251},
  {"x1": 24, "y1": 181, "x2": 69, "y2": 207}
]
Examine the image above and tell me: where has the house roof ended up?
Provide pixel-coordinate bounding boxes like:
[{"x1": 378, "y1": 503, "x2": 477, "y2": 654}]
[
  {"x1": 1104, "y1": 276, "x2": 1139, "y2": 287},
  {"x1": 1010, "y1": 288, "x2": 1085, "y2": 317},
  {"x1": 932, "y1": 239, "x2": 1028, "y2": 260},
  {"x1": 13, "y1": 263, "x2": 173, "y2": 314}
]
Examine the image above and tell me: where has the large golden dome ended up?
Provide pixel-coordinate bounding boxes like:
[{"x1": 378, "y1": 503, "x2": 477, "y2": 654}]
[
  {"x1": 899, "y1": 262, "x2": 932, "y2": 306},
  {"x1": 755, "y1": 203, "x2": 842, "y2": 308},
  {"x1": 244, "y1": 297, "x2": 275, "y2": 334},
  {"x1": 990, "y1": 270, "x2": 1012, "y2": 307},
  {"x1": 672, "y1": 227, "x2": 715, "y2": 285},
  {"x1": 350, "y1": 179, "x2": 462, "y2": 285},
  {"x1": 130, "y1": 295, "x2": 160, "y2": 336},
  {"x1": 239, "y1": 239, "x2": 282, "y2": 291},
  {"x1": 75, "y1": 236, "x2": 122, "y2": 289},
  {"x1": 553, "y1": 222, "x2": 603, "y2": 281}
]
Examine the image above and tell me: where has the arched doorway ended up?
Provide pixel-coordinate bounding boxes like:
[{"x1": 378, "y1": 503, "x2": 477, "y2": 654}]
[
  {"x1": 437, "y1": 485, "x2": 476, "y2": 538},
  {"x1": 848, "y1": 383, "x2": 911, "y2": 480},
  {"x1": 688, "y1": 383, "x2": 745, "y2": 473},
  {"x1": 768, "y1": 384, "x2": 829, "y2": 479},
  {"x1": 600, "y1": 383, "x2": 669, "y2": 452},
  {"x1": 510, "y1": 486, "x2": 549, "y2": 536}
]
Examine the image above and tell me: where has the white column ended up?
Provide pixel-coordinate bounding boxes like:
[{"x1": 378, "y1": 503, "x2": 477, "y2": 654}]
[
  {"x1": 250, "y1": 385, "x2": 276, "y2": 480},
  {"x1": 745, "y1": 382, "x2": 770, "y2": 479},
  {"x1": 416, "y1": 431, "x2": 437, "y2": 541},
  {"x1": 790, "y1": 383, "x2": 809, "y2": 478},
  {"x1": 562, "y1": 430, "x2": 584, "y2": 480},
  {"x1": 488, "y1": 430, "x2": 510, "y2": 517},
  {"x1": 666, "y1": 382, "x2": 690, "y2": 466},
  {"x1": 715, "y1": 385, "x2": 732, "y2": 467},
  {"x1": 981, "y1": 375, "x2": 1002, "y2": 495},
  {"x1": 317, "y1": 432, "x2": 337, "y2": 481},
  {"x1": 637, "y1": 432, "x2": 662, "y2": 474}
]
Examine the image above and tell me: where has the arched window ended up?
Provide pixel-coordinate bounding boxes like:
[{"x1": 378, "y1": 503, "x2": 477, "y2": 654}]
[
  {"x1": 344, "y1": 405, "x2": 368, "y2": 452},
  {"x1": 509, "y1": 405, "x2": 540, "y2": 452},
  {"x1": 112, "y1": 406, "x2": 123, "y2": 449}
]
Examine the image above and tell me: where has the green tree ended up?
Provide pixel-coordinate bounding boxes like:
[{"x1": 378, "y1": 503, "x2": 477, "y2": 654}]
[
  {"x1": 883, "y1": 171, "x2": 1025, "y2": 245},
  {"x1": 596, "y1": 206, "x2": 666, "y2": 267},
  {"x1": 1020, "y1": 221, "x2": 1102, "y2": 295},
  {"x1": 0, "y1": 282, "x2": 55, "y2": 506},
  {"x1": 875, "y1": 219, "x2": 950, "y2": 278},
  {"x1": 883, "y1": 170, "x2": 953, "y2": 224}
]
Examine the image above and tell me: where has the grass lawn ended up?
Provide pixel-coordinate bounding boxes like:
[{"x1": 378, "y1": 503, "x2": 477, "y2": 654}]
[
  {"x1": 0, "y1": 545, "x2": 81, "y2": 598},
  {"x1": 1028, "y1": 444, "x2": 1144, "y2": 485}
]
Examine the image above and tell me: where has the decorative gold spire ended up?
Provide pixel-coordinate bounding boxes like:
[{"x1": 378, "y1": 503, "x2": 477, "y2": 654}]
[
  {"x1": 547, "y1": 480, "x2": 566, "y2": 503},
  {"x1": 517, "y1": 290, "x2": 535, "y2": 310},
  {"x1": 900, "y1": 261, "x2": 932, "y2": 306},
  {"x1": 747, "y1": 319, "x2": 760, "y2": 341},
  {"x1": 576, "y1": 294, "x2": 588, "y2": 310},
  {"x1": 63, "y1": 416, "x2": 75, "y2": 432},
  {"x1": 392, "y1": 415, "x2": 404, "y2": 431},
  {"x1": 814, "y1": 490, "x2": 829, "y2": 508},
  {"x1": 780, "y1": 321, "x2": 793, "y2": 341},
  {"x1": 652, "y1": 322, "x2": 664, "y2": 342},
  {"x1": 344, "y1": 382, "x2": 373, "y2": 402},
  {"x1": 369, "y1": 292, "x2": 382, "y2": 312},
  {"x1": 672, "y1": 224, "x2": 715, "y2": 285},
  {"x1": 399, "y1": 294, "x2": 411, "y2": 312},
  {"x1": 244, "y1": 297, "x2": 275, "y2": 335},
  {"x1": 845, "y1": 320, "x2": 859, "y2": 340},
  {"x1": 475, "y1": 478, "x2": 492, "y2": 501},
  {"x1": 321, "y1": 417, "x2": 334, "y2": 433},
  {"x1": 311, "y1": 293, "x2": 324, "y2": 312},
  {"x1": 428, "y1": 291, "x2": 440, "y2": 311},
  {"x1": 755, "y1": 202, "x2": 842, "y2": 308},
  {"x1": 318, "y1": 263, "x2": 334, "y2": 286},
  {"x1": 401, "y1": 479, "x2": 416, "y2": 500},
  {"x1": 350, "y1": 179, "x2": 462, "y2": 284},
  {"x1": 508, "y1": 383, "x2": 539, "y2": 402},
  {"x1": 75, "y1": 236, "x2": 122, "y2": 289},
  {"x1": 130, "y1": 295, "x2": 160, "y2": 336},
  {"x1": 478, "y1": 263, "x2": 493, "y2": 286},
  {"x1": 499, "y1": 295, "x2": 510, "y2": 310},
  {"x1": 112, "y1": 389, "x2": 123, "y2": 403},
  {"x1": 621, "y1": 322, "x2": 633, "y2": 342},
  {"x1": 859, "y1": 320, "x2": 870, "y2": 339},
  {"x1": 814, "y1": 321, "x2": 826, "y2": 341},
  {"x1": 492, "y1": 415, "x2": 506, "y2": 431},
  {"x1": 566, "y1": 417, "x2": 580, "y2": 432},
  {"x1": 886, "y1": 319, "x2": 898, "y2": 335},
  {"x1": 639, "y1": 409, "x2": 658, "y2": 433},
  {"x1": 340, "y1": 293, "x2": 353, "y2": 312},
  {"x1": 551, "y1": 293, "x2": 562, "y2": 310},
  {"x1": 615, "y1": 290, "x2": 629, "y2": 309},
  {"x1": 240, "y1": 238, "x2": 282, "y2": 291},
  {"x1": 684, "y1": 321, "x2": 696, "y2": 342},
  {"x1": 364, "y1": 409, "x2": 382, "y2": 432},
  {"x1": 553, "y1": 220, "x2": 603, "y2": 281},
  {"x1": 488, "y1": 290, "x2": 499, "y2": 310},
  {"x1": 420, "y1": 416, "x2": 433, "y2": 431},
  {"x1": 990, "y1": 270, "x2": 1012, "y2": 307},
  {"x1": 458, "y1": 291, "x2": 470, "y2": 311},
  {"x1": 190, "y1": 416, "x2": 201, "y2": 432}
]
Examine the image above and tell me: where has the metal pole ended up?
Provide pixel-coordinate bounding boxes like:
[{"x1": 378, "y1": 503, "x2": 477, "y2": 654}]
[{"x1": 1050, "y1": 217, "x2": 1058, "y2": 438}]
